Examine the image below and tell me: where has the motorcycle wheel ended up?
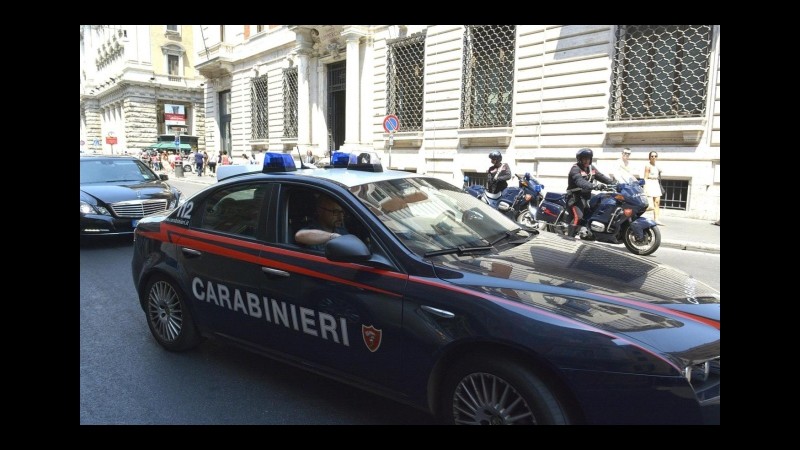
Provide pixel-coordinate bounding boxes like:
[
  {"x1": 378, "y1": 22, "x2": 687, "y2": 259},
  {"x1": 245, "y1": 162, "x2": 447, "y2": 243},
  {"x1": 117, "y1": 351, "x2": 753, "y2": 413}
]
[
  {"x1": 623, "y1": 225, "x2": 661, "y2": 256},
  {"x1": 516, "y1": 211, "x2": 538, "y2": 229}
]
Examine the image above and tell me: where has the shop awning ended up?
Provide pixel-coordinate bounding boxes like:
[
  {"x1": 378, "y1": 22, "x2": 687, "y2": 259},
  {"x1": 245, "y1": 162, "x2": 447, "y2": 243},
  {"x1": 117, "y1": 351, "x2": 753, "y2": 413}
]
[{"x1": 148, "y1": 142, "x2": 193, "y2": 151}]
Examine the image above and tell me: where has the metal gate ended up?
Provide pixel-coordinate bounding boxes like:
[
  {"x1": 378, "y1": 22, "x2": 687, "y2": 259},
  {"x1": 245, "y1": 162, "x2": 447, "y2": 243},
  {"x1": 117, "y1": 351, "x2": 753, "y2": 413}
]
[{"x1": 327, "y1": 61, "x2": 346, "y2": 152}]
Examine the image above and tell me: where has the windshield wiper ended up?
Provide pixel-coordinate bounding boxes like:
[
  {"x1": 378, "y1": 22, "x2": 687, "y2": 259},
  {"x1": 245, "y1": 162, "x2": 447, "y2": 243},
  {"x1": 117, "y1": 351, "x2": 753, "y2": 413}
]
[
  {"x1": 488, "y1": 228, "x2": 530, "y2": 247},
  {"x1": 424, "y1": 245, "x2": 493, "y2": 258}
]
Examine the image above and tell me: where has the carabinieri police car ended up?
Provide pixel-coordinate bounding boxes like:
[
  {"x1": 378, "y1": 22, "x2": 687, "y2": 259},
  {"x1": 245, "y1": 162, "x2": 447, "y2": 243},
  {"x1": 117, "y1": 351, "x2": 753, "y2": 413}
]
[{"x1": 131, "y1": 152, "x2": 719, "y2": 425}]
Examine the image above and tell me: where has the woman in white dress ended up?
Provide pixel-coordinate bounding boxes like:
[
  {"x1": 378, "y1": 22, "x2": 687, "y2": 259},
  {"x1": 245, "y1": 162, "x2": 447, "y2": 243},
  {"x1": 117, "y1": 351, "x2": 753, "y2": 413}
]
[{"x1": 643, "y1": 151, "x2": 663, "y2": 225}]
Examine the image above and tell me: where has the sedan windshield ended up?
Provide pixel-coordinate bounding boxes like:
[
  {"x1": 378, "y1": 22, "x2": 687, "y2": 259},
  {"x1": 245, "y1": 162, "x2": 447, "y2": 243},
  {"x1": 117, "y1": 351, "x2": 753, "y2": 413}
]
[
  {"x1": 350, "y1": 177, "x2": 529, "y2": 257},
  {"x1": 80, "y1": 159, "x2": 159, "y2": 184}
]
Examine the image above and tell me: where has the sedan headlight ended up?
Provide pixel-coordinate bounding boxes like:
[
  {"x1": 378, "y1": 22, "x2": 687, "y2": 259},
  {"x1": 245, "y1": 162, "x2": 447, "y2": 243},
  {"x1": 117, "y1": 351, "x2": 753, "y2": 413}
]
[{"x1": 80, "y1": 201, "x2": 110, "y2": 215}]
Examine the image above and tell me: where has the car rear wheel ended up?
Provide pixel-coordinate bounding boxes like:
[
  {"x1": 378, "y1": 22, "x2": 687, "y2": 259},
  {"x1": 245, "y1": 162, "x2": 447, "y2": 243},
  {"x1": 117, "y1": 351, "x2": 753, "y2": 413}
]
[
  {"x1": 143, "y1": 274, "x2": 201, "y2": 352},
  {"x1": 441, "y1": 355, "x2": 570, "y2": 425}
]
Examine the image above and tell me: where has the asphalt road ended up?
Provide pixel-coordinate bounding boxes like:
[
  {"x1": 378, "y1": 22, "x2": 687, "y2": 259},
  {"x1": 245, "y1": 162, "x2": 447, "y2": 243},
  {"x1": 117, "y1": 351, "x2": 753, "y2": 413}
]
[{"x1": 80, "y1": 236, "x2": 436, "y2": 425}]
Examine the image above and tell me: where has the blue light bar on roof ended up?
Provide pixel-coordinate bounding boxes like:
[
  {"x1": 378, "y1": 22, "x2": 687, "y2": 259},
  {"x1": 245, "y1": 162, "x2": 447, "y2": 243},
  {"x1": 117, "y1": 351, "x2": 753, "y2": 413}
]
[
  {"x1": 330, "y1": 151, "x2": 383, "y2": 172},
  {"x1": 331, "y1": 151, "x2": 351, "y2": 168},
  {"x1": 349, "y1": 151, "x2": 383, "y2": 172},
  {"x1": 262, "y1": 152, "x2": 297, "y2": 173}
]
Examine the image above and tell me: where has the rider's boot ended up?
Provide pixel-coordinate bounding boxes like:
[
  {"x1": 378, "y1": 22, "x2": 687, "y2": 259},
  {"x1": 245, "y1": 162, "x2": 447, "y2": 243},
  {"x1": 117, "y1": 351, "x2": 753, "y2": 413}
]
[{"x1": 567, "y1": 224, "x2": 577, "y2": 237}]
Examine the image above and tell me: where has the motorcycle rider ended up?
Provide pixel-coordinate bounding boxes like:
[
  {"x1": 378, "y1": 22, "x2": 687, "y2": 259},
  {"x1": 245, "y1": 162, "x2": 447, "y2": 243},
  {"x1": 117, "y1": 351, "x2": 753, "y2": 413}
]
[
  {"x1": 487, "y1": 151, "x2": 512, "y2": 196},
  {"x1": 567, "y1": 148, "x2": 615, "y2": 237}
]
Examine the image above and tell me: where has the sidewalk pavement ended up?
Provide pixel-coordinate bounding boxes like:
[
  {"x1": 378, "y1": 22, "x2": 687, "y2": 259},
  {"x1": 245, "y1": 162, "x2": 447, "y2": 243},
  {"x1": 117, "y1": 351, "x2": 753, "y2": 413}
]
[{"x1": 170, "y1": 171, "x2": 721, "y2": 254}]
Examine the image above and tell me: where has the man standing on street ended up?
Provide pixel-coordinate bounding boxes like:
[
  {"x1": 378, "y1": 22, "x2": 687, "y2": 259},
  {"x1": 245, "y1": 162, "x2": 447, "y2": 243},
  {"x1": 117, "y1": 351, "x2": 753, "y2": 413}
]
[{"x1": 194, "y1": 150, "x2": 204, "y2": 176}]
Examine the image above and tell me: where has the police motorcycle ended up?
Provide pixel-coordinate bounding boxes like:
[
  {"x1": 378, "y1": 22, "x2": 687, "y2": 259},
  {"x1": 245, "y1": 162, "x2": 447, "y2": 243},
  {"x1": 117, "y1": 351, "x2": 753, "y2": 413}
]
[
  {"x1": 534, "y1": 173, "x2": 661, "y2": 256},
  {"x1": 465, "y1": 173, "x2": 545, "y2": 228}
]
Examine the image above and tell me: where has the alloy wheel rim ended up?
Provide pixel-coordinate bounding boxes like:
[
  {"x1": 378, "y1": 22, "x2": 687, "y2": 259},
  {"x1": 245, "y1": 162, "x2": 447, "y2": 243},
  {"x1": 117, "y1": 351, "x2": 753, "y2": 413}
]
[
  {"x1": 147, "y1": 281, "x2": 183, "y2": 342},
  {"x1": 628, "y1": 228, "x2": 654, "y2": 251},
  {"x1": 452, "y1": 372, "x2": 536, "y2": 425}
]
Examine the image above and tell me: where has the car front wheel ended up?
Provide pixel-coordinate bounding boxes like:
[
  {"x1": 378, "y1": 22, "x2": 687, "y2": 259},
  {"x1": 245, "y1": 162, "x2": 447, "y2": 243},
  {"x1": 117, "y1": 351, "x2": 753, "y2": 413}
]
[
  {"x1": 143, "y1": 274, "x2": 201, "y2": 352},
  {"x1": 441, "y1": 355, "x2": 570, "y2": 425}
]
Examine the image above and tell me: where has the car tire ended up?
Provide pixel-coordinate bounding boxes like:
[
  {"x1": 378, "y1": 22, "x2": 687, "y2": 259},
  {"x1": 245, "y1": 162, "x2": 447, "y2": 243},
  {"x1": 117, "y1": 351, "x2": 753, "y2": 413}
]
[
  {"x1": 440, "y1": 354, "x2": 570, "y2": 425},
  {"x1": 143, "y1": 274, "x2": 202, "y2": 352}
]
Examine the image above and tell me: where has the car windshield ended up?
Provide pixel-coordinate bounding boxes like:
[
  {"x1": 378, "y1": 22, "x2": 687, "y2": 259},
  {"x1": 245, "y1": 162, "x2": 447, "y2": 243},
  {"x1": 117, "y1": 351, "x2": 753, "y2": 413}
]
[
  {"x1": 80, "y1": 159, "x2": 159, "y2": 184},
  {"x1": 350, "y1": 177, "x2": 529, "y2": 257}
]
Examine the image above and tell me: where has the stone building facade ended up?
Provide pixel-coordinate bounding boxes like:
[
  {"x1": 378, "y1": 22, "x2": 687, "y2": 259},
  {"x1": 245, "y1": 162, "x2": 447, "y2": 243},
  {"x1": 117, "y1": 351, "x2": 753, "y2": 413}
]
[
  {"x1": 80, "y1": 25, "x2": 205, "y2": 155},
  {"x1": 195, "y1": 25, "x2": 719, "y2": 219}
]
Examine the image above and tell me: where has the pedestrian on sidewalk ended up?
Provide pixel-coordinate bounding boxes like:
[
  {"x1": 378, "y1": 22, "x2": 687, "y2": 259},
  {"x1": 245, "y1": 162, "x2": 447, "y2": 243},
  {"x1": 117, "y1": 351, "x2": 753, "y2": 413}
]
[
  {"x1": 610, "y1": 148, "x2": 640, "y2": 182},
  {"x1": 202, "y1": 150, "x2": 209, "y2": 175},
  {"x1": 208, "y1": 151, "x2": 217, "y2": 173},
  {"x1": 194, "y1": 150, "x2": 204, "y2": 176},
  {"x1": 644, "y1": 151, "x2": 664, "y2": 225}
]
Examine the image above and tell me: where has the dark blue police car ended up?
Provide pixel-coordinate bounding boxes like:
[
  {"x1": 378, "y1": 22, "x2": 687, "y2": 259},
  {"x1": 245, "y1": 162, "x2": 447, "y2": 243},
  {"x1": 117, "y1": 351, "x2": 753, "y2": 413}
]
[{"x1": 131, "y1": 152, "x2": 719, "y2": 425}]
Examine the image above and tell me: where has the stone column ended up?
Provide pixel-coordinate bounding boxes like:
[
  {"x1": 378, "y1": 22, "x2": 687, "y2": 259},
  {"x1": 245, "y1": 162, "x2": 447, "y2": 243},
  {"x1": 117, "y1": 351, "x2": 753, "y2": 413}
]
[
  {"x1": 361, "y1": 36, "x2": 374, "y2": 148},
  {"x1": 83, "y1": 98, "x2": 102, "y2": 153},
  {"x1": 295, "y1": 28, "x2": 314, "y2": 153},
  {"x1": 342, "y1": 31, "x2": 364, "y2": 151}
]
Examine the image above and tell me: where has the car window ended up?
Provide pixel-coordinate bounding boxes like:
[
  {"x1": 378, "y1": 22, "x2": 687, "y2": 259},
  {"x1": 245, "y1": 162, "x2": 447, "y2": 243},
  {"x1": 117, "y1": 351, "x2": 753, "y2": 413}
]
[
  {"x1": 80, "y1": 159, "x2": 159, "y2": 184},
  {"x1": 350, "y1": 177, "x2": 519, "y2": 256},
  {"x1": 284, "y1": 187, "x2": 375, "y2": 252},
  {"x1": 197, "y1": 184, "x2": 267, "y2": 238}
]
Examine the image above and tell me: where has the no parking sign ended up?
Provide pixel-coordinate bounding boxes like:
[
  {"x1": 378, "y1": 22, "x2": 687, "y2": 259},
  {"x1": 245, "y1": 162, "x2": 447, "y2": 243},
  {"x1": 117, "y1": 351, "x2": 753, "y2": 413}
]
[{"x1": 383, "y1": 115, "x2": 400, "y2": 133}]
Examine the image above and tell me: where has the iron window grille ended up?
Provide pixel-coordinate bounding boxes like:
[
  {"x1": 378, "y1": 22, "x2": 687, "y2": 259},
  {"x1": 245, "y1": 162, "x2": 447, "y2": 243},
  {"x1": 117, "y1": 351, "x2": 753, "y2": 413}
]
[
  {"x1": 609, "y1": 25, "x2": 713, "y2": 121},
  {"x1": 387, "y1": 31, "x2": 426, "y2": 132},
  {"x1": 461, "y1": 25, "x2": 516, "y2": 129},
  {"x1": 251, "y1": 75, "x2": 269, "y2": 140},
  {"x1": 283, "y1": 67, "x2": 298, "y2": 139},
  {"x1": 660, "y1": 179, "x2": 689, "y2": 211}
]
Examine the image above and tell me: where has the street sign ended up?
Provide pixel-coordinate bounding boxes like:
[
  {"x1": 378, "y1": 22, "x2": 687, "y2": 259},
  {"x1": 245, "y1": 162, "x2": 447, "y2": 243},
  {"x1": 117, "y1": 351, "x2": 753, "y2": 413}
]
[
  {"x1": 106, "y1": 137, "x2": 118, "y2": 145},
  {"x1": 80, "y1": 140, "x2": 85, "y2": 146},
  {"x1": 383, "y1": 115, "x2": 400, "y2": 133}
]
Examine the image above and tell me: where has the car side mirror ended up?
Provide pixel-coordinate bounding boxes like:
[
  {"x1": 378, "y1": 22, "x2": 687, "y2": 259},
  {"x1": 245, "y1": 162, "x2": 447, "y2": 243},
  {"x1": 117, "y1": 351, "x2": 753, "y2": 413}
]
[
  {"x1": 325, "y1": 234, "x2": 393, "y2": 269},
  {"x1": 638, "y1": 179, "x2": 645, "y2": 187},
  {"x1": 160, "y1": 174, "x2": 169, "y2": 181}
]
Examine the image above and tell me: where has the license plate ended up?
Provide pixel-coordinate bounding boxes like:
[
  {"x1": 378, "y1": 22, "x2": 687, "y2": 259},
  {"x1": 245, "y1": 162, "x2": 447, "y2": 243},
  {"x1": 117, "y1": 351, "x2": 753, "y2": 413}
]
[{"x1": 132, "y1": 219, "x2": 140, "y2": 228}]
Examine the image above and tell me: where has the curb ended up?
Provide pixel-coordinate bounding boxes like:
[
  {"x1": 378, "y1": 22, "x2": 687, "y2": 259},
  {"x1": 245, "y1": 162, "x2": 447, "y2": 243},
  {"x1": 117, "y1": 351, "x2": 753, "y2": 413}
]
[{"x1": 662, "y1": 240, "x2": 720, "y2": 254}]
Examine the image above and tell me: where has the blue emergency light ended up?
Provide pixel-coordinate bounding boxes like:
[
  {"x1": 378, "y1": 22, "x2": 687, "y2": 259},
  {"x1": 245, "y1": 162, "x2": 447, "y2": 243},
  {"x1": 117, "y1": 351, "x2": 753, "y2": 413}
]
[
  {"x1": 330, "y1": 151, "x2": 383, "y2": 172},
  {"x1": 331, "y1": 151, "x2": 351, "y2": 168},
  {"x1": 261, "y1": 152, "x2": 297, "y2": 173}
]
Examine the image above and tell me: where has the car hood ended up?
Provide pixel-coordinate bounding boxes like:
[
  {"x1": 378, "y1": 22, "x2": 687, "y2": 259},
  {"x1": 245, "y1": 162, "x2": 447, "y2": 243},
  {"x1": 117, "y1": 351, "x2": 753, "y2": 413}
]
[
  {"x1": 80, "y1": 181, "x2": 174, "y2": 204},
  {"x1": 430, "y1": 231, "x2": 719, "y2": 356}
]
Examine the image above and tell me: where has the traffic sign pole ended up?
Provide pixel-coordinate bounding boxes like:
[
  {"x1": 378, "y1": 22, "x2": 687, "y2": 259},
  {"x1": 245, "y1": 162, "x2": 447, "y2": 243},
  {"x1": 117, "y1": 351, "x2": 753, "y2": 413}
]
[{"x1": 383, "y1": 115, "x2": 400, "y2": 169}]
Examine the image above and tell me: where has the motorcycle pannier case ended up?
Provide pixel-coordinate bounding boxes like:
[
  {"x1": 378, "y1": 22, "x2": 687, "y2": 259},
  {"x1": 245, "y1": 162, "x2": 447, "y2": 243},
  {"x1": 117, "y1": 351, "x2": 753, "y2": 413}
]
[{"x1": 535, "y1": 200, "x2": 565, "y2": 224}]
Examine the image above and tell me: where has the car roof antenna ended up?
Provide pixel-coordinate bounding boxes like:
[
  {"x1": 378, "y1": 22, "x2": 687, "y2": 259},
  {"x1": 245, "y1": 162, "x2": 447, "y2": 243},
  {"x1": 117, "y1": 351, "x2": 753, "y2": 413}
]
[{"x1": 296, "y1": 146, "x2": 309, "y2": 169}]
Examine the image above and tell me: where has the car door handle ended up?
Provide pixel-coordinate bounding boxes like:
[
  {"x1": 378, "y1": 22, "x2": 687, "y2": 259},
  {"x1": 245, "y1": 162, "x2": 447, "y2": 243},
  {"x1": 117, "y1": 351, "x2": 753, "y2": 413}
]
[
  {"x1": 181, "y1": 248, "x2": 202, "y2": 257},
  {"x1": 262, "y1": 267, "x2": 290, "y2": 277},
  {"x1": 421, "y1": 305, "x2": 455, "y2": 319}
]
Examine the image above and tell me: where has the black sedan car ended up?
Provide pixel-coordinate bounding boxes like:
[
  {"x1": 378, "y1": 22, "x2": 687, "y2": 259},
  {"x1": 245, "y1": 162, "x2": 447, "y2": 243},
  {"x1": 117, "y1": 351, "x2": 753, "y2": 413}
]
[
  {"x1": 131, "y1": 152, "x2": 719, "y2": 425},
  {"x1": 80, "y1": 155, "x2": 181, "y2": 237}
]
